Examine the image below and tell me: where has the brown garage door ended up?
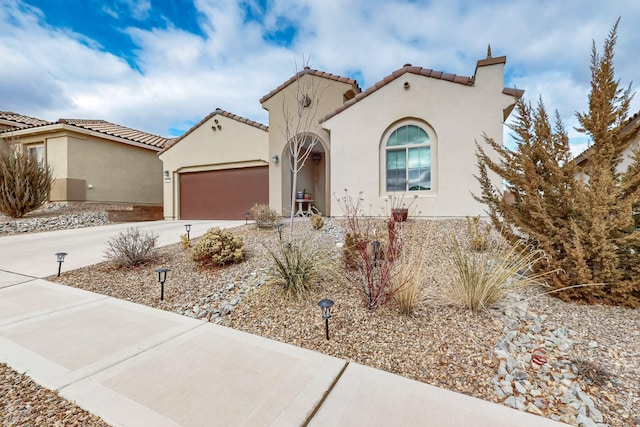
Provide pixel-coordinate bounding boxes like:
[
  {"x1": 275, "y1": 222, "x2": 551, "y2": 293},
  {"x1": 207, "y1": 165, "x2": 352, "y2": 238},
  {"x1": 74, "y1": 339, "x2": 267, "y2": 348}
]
[{"x1": 179, "y1": 166, "x2": 269, "y2": 219}]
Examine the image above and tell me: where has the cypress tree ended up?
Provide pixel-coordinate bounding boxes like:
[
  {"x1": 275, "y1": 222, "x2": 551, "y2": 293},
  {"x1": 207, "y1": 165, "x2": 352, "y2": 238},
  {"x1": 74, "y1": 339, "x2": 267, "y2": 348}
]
[{"x1": 475, "y1": 19, "x2": 640, "y2": 306}]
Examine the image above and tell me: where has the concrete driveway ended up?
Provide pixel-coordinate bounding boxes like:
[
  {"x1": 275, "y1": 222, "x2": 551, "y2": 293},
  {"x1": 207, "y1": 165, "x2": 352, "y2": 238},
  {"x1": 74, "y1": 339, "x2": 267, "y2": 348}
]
[{"x1": 0, "y1": 220, "x2": 243, "y2": 280}]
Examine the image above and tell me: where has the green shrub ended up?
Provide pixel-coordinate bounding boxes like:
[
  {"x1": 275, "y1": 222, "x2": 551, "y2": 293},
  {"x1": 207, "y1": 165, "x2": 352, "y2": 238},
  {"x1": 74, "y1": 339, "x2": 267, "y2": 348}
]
[
  {"x1": 466, "y1": 216, "x2": 491, "y2": 252},
  {"x1": 310, "y1": 213, "x2": 324, "y2": 230},
  {"x1": 250, "y1": 203, "x2": 280, "y2": 229},
  {"x1": 0, "y1": 138, "x2": 53, "y2": 218},
  {"x1": 104, "y1": 227, "x2": 159, "y2": 268},
  {"x1": 265, "y1": 239, "x2": 324, "y2": 298},
  {"x1": 190, "y1": 227, "x2": 245, "y2": 268},
  {"x1": 444, "y1": 235, "x2": 551, "y2": 312}
]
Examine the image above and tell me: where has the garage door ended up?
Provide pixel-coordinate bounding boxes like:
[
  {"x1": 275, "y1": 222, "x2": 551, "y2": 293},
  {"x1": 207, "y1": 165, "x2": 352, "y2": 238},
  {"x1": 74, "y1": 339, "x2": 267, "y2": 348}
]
[{"x1": 179, "y1": 166, "x2": 269, "y2": 219}]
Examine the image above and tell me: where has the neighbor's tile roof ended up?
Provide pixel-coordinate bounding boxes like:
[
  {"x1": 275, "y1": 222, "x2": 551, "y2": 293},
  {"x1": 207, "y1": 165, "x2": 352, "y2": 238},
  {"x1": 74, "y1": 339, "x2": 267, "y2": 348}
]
[
  {"x1": 259, "y1": 67, "x2": 362, "y2": 105},
  {"x1": 57, "y1": 119, "x2": 169, "y2": 149},
  {"x1": 319, "y1": 63, "x2": 523, "y2": 123},
  {"x1": 0, "y1": 114, "x2": 171, "y2": 149},
  {"x1": 0, "y1": 111, "x2": 51, "y2": 129},
  {"x1": 159, "y1": 108, "x2": 267, "y2": 154},
  {"x1": 573, "y1": 110, "x2": 640, "y2": 165}
]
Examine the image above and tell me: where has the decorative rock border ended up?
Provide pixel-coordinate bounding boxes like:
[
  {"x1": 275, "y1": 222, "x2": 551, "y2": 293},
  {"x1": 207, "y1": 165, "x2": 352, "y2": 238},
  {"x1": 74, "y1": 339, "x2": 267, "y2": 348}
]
[
  {"x1": 492, "y1": 297, "x2": 606, "y2": 426},
  {"x1": 0, "y1": 212, "x2": 110, "y2": 234}
]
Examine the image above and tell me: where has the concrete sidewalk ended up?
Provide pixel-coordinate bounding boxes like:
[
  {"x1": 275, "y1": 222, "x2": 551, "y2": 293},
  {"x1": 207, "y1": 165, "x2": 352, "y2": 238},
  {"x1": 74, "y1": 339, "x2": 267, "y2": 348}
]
[{"x1": 0, "y1": 224, "x2": 568, "y2": 426}]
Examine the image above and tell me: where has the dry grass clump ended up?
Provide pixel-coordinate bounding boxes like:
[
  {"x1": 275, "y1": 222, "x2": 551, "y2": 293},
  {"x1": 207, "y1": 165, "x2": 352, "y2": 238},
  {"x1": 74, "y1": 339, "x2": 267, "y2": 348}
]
[
  {"x1": 391, "y1": 243, "x2": 428, "y2": 315},
  {"x1": 310, "y1": 213, "x2": 324, "y2": 229},
  {"x1": 189, "y1": 227, "x2": 245, "y2": 268},
  {"x1": 250, "y1": 203, "x2": 280, "y2": 229},
  {"x1": 466, "y1": 215, "x2": 491, "y2": 252},
  {"x1": 104, "y1": 226, "x2": 159, "y2": 268},
  {"x1": 444, "y1": 236, "x2": 551, "y2": 312}
]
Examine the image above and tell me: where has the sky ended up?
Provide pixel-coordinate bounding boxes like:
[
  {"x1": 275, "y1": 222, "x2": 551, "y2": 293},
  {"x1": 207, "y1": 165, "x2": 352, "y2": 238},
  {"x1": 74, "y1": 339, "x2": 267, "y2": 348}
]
[{"x1": 1, "y1": 0, "x2": 639, "y2": 155}]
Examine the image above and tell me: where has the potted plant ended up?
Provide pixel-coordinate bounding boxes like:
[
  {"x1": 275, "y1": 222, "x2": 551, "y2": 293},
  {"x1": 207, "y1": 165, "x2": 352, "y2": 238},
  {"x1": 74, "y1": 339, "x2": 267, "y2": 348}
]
[
  {"x1": 391, "y1": 208, "x2": 408, "y2": 222},
  {"x1": 303, "y1": 189, "x2": 312, "y2": 200}
]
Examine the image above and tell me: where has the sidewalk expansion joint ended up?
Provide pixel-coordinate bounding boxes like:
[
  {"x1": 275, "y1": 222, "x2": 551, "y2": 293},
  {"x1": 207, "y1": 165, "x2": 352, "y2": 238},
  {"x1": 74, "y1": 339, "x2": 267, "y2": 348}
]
[
  {"x1": 302, "y1": 360, "x2": 349, "y2": 426},
  {"x1": 56, "y1": 322, "x2": 207, "y2": 391}
]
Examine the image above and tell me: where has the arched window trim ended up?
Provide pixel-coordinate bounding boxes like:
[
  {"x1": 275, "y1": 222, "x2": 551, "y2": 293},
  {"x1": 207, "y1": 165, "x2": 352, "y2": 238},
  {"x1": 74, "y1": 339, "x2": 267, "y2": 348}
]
[{"x1": 381, "y1": 121, "x2": 436, "y2": 194}]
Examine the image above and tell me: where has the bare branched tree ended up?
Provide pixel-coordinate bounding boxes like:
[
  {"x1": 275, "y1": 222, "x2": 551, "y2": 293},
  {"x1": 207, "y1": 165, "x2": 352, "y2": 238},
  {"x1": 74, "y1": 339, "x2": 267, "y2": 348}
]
[{"x1": 280, "y1": 57, "x2": 327, "y2": 239}]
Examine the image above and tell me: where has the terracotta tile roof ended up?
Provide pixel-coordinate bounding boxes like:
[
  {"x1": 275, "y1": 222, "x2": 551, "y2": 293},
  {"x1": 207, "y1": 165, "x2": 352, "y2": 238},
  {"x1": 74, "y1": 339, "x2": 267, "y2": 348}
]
[
  {"x1": 574, "y1": 110, "x2": 640, "y2": 165},
  {"x1": 1, "y1": 114, "x2": 171, "y2": 150},
  {"x1": 159, "y1": 108, "x2": 268, "y2": 155},
  {"x1": 319, "y1": 62, "x2": 523, "y2": 123},
  {"x1": 259, "y1": 67, "x2": 361, "y2": 105},
  {"x1": 58, "y1": 119, "x2": 169, "y2": 149},
  {"x1": 0, "y1": 111, "x2": 51, "y2": 129}
]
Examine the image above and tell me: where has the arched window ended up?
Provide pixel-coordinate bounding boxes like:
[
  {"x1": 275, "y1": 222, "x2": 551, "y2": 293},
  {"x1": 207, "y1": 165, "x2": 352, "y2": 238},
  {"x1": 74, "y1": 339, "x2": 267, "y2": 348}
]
[{"x1": 385, "y1": 124, "x2": 431, "y2": 191}]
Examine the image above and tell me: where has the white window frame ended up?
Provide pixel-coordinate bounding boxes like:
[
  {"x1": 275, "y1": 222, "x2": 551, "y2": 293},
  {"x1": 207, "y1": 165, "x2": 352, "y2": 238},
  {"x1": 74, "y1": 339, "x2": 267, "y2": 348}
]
[
  {"x1": 27, "y1": 144, "x2": 45, "y2": 165},
  {"x1": 381, "y1": 120, "x2": 437, "y2": 194}
]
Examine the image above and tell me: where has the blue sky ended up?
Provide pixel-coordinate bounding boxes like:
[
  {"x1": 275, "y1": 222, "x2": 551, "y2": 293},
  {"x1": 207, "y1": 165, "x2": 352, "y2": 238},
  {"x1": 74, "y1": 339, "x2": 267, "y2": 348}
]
[{"x1": 1, "y1": 0, "x2": 639, "y2": 155}]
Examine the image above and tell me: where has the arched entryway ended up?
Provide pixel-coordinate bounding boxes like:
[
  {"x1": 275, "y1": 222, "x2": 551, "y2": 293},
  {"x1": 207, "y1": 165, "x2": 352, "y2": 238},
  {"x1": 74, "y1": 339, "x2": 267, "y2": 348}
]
[{"x1": 282, "y1": 136, "x2": 328, "y2": 216}]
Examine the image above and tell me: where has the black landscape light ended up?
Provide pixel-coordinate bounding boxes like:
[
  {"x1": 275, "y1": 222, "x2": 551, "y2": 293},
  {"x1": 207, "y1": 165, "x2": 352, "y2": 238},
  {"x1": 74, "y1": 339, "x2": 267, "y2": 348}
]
[
  {"x1": 317, "y1": 298, "x2": 335, "y2": 340},
  {"x1": 276, "y1": 223, "x2": 283, "y2": 240},
  {"x1": 55, "y1": 252, "x2": 67, "y2": 277},
  {"x1": 245, "y1": 212, "x2": 249, "y2": 225},
  {"x1": 184, "y1": 224, "x2": 192, "y2": 241},
  {"x1": 155, "y1": 268, "x2": 170, "y2": 300},
  {"x1": 371, "y1": 241, "x2": 381, "y2": 267}
]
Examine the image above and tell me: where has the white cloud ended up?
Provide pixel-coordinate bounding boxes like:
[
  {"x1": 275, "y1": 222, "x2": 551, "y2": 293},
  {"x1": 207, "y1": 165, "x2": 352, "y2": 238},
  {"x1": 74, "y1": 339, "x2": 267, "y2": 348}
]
[{"x1": 0, "y1": 0, "x2": 638, "y2": 144}]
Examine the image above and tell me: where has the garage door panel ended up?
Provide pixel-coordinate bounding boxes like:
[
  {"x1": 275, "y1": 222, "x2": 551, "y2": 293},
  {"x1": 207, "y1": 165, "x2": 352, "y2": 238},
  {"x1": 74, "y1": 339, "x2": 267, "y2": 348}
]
[{"x1": 180, "y1": 167, "x2": 268, "y2": 220}]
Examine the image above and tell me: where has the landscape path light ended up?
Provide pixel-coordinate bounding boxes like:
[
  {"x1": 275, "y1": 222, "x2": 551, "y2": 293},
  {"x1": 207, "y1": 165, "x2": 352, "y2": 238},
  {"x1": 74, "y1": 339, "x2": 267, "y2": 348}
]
[
  {"x1": 275, "y1": 223, "x2": 283, "y2": 240},
  {"x1": 55, "y1": 252, "x2": 67, "y2": 277},
  {"x1": 155, "y1": 268, "x2": 170, "y2": 300},
  {"x1": 317, "y1": 298, "x2": 334, "y2": 340},
  {"x1": 245, "y1": 212, "x2": 249, "y2": 225},
  {"x1": 184, "y1": 224, "x2": 192, "y2": 241}
]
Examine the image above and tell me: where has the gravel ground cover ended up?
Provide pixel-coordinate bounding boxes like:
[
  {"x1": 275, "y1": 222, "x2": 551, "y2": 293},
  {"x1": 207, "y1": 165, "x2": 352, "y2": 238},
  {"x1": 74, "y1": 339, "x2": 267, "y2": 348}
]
[
  {"x1": 2, "y1": 217, "x2": 639, "y2": 426},
  {"x1": 0, "y1": 202, "x2": 130, "y2": 235}
]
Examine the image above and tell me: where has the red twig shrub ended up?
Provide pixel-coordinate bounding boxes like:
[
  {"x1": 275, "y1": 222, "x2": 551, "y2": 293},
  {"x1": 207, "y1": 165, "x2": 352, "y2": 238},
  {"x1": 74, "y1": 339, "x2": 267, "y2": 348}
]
[{"x1": 335, "y1": 190, "x2": 406, "y2": 309}]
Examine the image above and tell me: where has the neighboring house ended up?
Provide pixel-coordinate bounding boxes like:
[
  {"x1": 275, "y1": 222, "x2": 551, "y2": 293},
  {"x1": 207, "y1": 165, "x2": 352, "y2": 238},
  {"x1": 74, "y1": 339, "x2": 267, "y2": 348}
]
[
  {"x1": 158, "y1": 109, "x2": 269, "y2": 220},
  {"x1": 574, "y1": 110, "x2": 640, "y2": 173},
  {"x1": 0, "y1": 112, "x2": 169, "y2": 205}
]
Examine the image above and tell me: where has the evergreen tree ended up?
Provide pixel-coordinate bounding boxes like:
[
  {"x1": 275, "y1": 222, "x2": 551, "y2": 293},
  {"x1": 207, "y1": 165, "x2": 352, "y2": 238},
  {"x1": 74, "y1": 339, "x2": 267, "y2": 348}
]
[{"x1": 475, "y1": 20, "x2": 640, "y2": 307}]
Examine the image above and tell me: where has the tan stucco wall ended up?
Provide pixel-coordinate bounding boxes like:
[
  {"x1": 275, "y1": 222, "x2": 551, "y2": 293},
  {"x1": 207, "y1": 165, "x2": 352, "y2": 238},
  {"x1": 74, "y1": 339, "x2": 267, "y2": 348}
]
[
  {"x1": 3, "y1": 129, "x2": 162, "y2": 204},
  {"x1": 64, "y1": 135, "x2": 162, "y2": 204},
  {"x1": 159, "y1": 114, "x2": 269, "y2": 219},
  {"x1": 618, "y1": 134, "x2": 640, "y2": 173},
  {"x1": 262, "y1": 74, "x2": 354, "y2": 216},
  {"x1": 323, "y1": 63, "x2": 515, "y2": 218}
]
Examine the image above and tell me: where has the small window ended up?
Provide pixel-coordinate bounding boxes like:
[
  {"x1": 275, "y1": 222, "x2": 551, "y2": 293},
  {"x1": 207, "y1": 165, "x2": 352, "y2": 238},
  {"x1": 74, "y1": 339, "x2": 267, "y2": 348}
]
[
  {"x1": 27, "y1": 145, "x2": 45, "y2": 164},
  {"x1": 385, "y1": 125, "x2": 431, "y2": 191}
]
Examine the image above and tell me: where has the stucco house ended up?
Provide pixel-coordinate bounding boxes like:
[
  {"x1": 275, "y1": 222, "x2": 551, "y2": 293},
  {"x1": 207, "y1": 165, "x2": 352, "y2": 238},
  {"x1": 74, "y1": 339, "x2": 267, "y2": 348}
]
[
  {"x1": 159, "y1": 109, "x2": 269, "y2": 220},
  {"x1": 159, "y1": 50, "x2": 522, "y2": 220},
  {"x1": 574, "y1": 110, "x2": 640, "y2": 172},
  {"x1": 264, "y1": 50, "x2": 522, "y2": 218},
  {"x1": 0, "y1": 112, "x2": 168, "y2": 205}
]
